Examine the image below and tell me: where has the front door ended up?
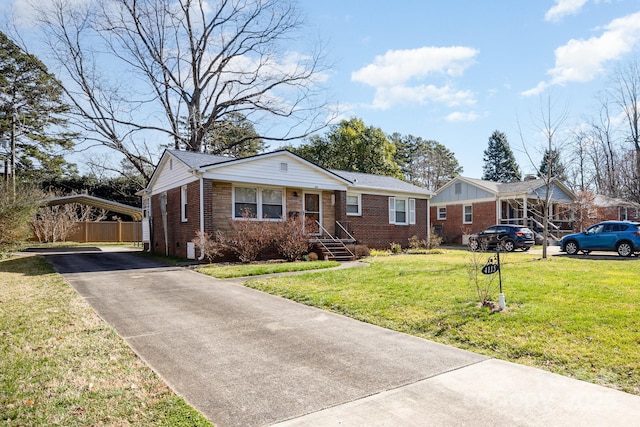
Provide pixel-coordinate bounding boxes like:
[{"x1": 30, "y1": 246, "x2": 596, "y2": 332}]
[{"x1": 303, "y1": 193, "x2": 321, "y2": 235}]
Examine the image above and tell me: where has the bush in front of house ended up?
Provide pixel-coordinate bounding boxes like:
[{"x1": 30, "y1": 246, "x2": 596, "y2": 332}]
[
  {"x1": 271, "y1": 216, "x2": 312, "y2": 262},
  {"x1": 194, "y1": 214, "x2": 313, "y2": 263}
]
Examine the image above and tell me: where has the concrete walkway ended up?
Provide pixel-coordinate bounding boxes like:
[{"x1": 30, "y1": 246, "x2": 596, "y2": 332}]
[{"x1": 41, "y1": 248, "x2": 640, "y2": 427}]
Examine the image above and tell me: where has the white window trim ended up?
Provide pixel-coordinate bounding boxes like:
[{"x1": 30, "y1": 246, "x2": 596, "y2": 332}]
[
  {"x1": 463, "y1": 204, "x2": 473, "y2": 224},
  {"x1": 232, "y1": 185, "x2": 285, "y2": 221},
  {"x1": 346, "y1": 192, "x2": 362, "y2": 216},
  {"x1": 389, "y1": 196, "x2": 416, "y2": 225},
  {"x1": 438, "y1": 206, "x2": 446, "y2": 220},
  {"x1": 180, "y1": 185, "x2": 188, "y2": 222}
]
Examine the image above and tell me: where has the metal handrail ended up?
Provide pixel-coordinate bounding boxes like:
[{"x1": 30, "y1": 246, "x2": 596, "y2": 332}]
[
  {"x1": 313, "y1": 220, "x2": 355, "y2": 258},
  {"x1": 335, "y1": 221, "x2": 356, "y2": 242}
]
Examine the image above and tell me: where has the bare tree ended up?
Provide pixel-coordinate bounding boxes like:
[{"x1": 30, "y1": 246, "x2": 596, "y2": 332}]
[
  {"x1": 32, "y1": 0, "x2": 331, "y2": 179},
  {"x1": 610, "y1": 59, "x2": 640, "y2": 202},
  {"x1": 519, "y1": 91, "x2": 569, "y2": 259}
]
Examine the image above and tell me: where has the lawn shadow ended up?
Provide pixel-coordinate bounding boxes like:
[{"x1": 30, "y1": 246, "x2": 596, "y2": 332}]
[
  {"x1": 553, "y1": 253, "x2": 640, "y2": 261},
  {"x1": 0, "y1": 253, "x2": 58, "y2": 276}
]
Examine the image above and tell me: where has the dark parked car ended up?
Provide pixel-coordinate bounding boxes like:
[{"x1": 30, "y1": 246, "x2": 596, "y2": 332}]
[
  {"x1": 468, "y1": 224, "x2": 535, "y2": 252},
  {"x1": 559, "y1": 220, "x2": 640, "y2": 257}
]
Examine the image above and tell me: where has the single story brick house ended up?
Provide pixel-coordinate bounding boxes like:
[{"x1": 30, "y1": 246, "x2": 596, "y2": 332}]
[
  {"x1": 593, "y1": 195, "x2": 640, "y2": 222},
  {"x1": 138, "y1": 149, "x2": 433, "y2": 259},
  {"x1": 430, "y1": 176, "x2": 576, "y2": 244}
]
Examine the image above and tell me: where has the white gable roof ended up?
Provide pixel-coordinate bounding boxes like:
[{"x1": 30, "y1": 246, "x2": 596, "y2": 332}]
[{"x1": 198, "y1": 150, "x2": 351, "y2": 190}]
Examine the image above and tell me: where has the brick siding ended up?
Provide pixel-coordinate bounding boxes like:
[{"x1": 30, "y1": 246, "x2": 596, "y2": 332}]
[
  {"x1": 430, "y1": 201, "x2": 497, "y2": 244},
  {"x1": 150, "y1": 180, "x2": 201, "y2": 258},
  {"x1": 346, "y1": 194, "x2": 428, "y2": 249}
]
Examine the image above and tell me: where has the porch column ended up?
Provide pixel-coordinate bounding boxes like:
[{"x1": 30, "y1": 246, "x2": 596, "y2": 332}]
[
  {"x1": 496, "y1": 198, "x2": 501, "y2": 223},
  {"x1": 523, "y1": 197, "x2": 528, "y2": 227}
]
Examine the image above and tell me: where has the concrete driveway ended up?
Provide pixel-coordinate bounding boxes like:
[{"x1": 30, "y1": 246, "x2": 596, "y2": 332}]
[{"x1": 42, "y1": 247, "x2": 640, "y2": 427}]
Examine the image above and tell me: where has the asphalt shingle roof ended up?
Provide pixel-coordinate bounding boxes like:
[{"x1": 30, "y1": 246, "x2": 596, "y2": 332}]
[
  {"x1": 168, "y1": 149, "x2": 231, "y2": 169},
  {"x1": 332, "y1": 170, "x2": 432, "y2": 195}
]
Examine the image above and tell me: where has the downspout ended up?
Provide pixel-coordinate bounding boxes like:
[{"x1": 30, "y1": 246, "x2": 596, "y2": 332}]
[
  {"x1": 160, "y1": 192, "x2": 168, "y2": 256},
  {"x1": 198, "y1": 174, "x2": 206, "y2": 261},
  {"x1": 426, "y1": 197, "x2": 431, "y2": 243},
  {"x1": 146, "y1": 193, "x2": 152, "y2": 252}
]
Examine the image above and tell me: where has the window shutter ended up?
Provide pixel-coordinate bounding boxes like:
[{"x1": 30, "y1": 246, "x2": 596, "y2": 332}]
[
  {"x1": 388, "y1": 197, "x2": 395, "y2": 224},
  {"x1": 409, "y1": 198, "x2": 416, "y2": 224}
]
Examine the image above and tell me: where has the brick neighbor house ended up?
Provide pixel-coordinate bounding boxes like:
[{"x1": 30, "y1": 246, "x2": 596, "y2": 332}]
[
  {"x1": 430, "y1": 176, "x2": 576, "y2": 244},
  {"x1": 138, "y1": 149, "x2": 433, "y2": 259}
]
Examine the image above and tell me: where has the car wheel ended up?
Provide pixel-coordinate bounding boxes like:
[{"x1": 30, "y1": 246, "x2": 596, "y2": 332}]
[
  {"x1": 502, "y1": 240, "x2": 515, "y2": 252},
  {"x1": 616, "y1": 241, "x2": 633, "y2": 257},
  {"x1": 565, "y1": 240, "x2": 579, "y2": 255},
  {"x1": 469, "y1": 239, "x2": 479, "y2": 251}
]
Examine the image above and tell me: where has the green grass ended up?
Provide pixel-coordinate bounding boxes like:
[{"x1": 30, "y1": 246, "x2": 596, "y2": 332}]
[
  {"x1": 197, "y1": 260, "x2": 341, "y2": 278},
  {"x1": 244, "y1": 250, "x2": 640, "y2": 395},
  {"x1": 0, "y1": 255, "x2": 211, "y2": 426}
]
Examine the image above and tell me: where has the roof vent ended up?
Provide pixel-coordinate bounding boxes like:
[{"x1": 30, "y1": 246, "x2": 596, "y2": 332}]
[{"x1": 280, "y1": 162, "x2": 288, "y2": 172}]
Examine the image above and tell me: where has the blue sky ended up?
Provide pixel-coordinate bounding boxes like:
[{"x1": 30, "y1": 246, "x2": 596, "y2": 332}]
[
  {"x1": 5, "y1": 0, "x2": 640, "y2": 179},
  {"x1": 295, "y1": 0, "x2": 640, "y2": 178}
]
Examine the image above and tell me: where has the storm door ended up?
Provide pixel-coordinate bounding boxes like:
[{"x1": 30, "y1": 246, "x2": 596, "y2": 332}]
[{"x1": 303, "y1": 193, "x2": 321, "y2": 235}]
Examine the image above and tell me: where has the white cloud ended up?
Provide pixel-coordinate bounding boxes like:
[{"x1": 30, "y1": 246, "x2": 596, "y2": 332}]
[
  {"x1": 352, "y1": 46, "x2": 478, "y2": 109},
  {"x1": 445, "y1": 111, "x2": 481, "y2": 122},
  {"x1": 524, "y1": 11, "x2": 640, "y2": 96},
  {"x1": 370, "y1": 84, "x2": 475, "y2": 110},
  {"x1": 545, "y1": 0, "x2": 589, "y2": 22},
  {"x1": 352, "y1": 46, "x2": 478, "y2": 86}
]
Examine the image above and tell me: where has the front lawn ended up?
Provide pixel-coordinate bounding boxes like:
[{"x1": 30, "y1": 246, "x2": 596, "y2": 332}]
[
  {"x1": 244, "y1": 250, "x2": 640, "y2": 395},
  {"x1": 197, "y1": 260, "x2": 340, "y2": 278},
  {"x1": 0, "y1": 255, "x2": 211, "y2": 426}
]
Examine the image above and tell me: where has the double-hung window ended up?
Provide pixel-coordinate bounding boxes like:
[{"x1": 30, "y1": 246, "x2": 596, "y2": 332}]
[
  {"x1": 437, "y1": 207, "x2": 446, "y2": 220},
  {"x1": 463, "y1": 204, "x2": 473, "y2": 224},
  {"x1": 389, "y1": 197, "x2": 416, "y2": 225},
  {"x1": 234, "y1": 186, "x2": 283, "y2": 220},
  {"x1": 346, "y1": 193, "x2": 361, "y2": 216}
]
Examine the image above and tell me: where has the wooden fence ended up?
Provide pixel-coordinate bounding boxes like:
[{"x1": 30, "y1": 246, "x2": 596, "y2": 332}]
[{"x1": 51, "y1": 221, "x2": 142, "y2": 243}]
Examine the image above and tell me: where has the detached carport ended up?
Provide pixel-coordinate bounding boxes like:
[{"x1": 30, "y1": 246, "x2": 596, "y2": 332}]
[{"x1": 39, "y1": 194, "x2": 143, "y2": 243}]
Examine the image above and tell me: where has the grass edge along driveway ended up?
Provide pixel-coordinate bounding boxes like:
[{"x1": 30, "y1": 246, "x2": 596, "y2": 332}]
[
  {"x1": 230, "y1": 250, "x2": 640, "y2": 396},
  {"x1": 0, "y1": 254, "x2": 212, "y2": 426}
]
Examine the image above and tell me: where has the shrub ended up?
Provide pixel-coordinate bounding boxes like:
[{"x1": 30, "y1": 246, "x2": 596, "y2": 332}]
[
  {"x1": 307, "y1": 251, "x2": 319, "y2": 261},
  {"x1": 408, "y1": 235, "x2": 426, "y2": 250},
  {"x1": 0, "y1": 182, "x2": 43, "y2": 254},
  {"x1": 389, "y1": 242, "x2": 402, "y2": 254},
  {"x1": 427, "y1": 226, "x2": 443, "y2": 249},
  {"x1": 272, "y1": 216, "x2": 311, "y2": 261},
  {"x1": 191, "y1": 230, "x2": 224, "y2": 263},
  {"x1": 220, "y1": 212, "x2": 276, "y2": 263},
  {"x1": 354, "y1": 244, "x2": 370, "y2": 258}
]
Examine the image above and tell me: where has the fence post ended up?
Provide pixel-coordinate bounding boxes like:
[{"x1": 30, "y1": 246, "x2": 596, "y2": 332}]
[{"x1": 118, "y1": 221, "x2": 122, "y2": 243}]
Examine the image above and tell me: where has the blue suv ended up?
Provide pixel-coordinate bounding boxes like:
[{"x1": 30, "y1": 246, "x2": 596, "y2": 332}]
[{"x1": 559, "y1": 221, "x2": 640, "y2": 257}]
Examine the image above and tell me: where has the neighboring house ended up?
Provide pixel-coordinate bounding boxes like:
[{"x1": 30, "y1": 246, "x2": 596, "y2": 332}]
[
  {"x1": 138, "y1": 149, "x2": 433, "y2": 259},
  {"x1": 430, "y1": 176, "x2": 576, "y2": 244},
  {"x1": 593, "y1": 195, "x2": 640, "y2": 222}
]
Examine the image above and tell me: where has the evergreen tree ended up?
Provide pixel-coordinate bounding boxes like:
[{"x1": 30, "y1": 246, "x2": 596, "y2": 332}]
[
  {"x1": 482, "y1": 130, "x2": 521, "y2": 182},
  {"x1": 290, "y1": 118, "x2": 402, "y2": 178},
  {"x1": 390, "y1": 133, "x2": 462, "y2": 191},
  {"x1": 538, "y1": 148, "x2": 567, "y2": 181},
  {"x1": 0, "y1": 31, "x2": 77, "y2": 181}
]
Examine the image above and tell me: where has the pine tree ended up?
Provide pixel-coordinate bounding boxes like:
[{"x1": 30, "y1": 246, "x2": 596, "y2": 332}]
[
  {"x1": 0, "y1": 31, "x2": 76, "y2": 181},
  {"x1": 482, "y1": 130, "x2": 521, "y2": 182},
  {"x1": 538, "y1": 148, "x2": 567, "y2": 181}
]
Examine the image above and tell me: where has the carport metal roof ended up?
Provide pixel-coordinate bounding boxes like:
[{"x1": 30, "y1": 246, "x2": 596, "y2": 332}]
[{"x1": 40, "y1": 194, "x2": 143, "y2": 221}]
